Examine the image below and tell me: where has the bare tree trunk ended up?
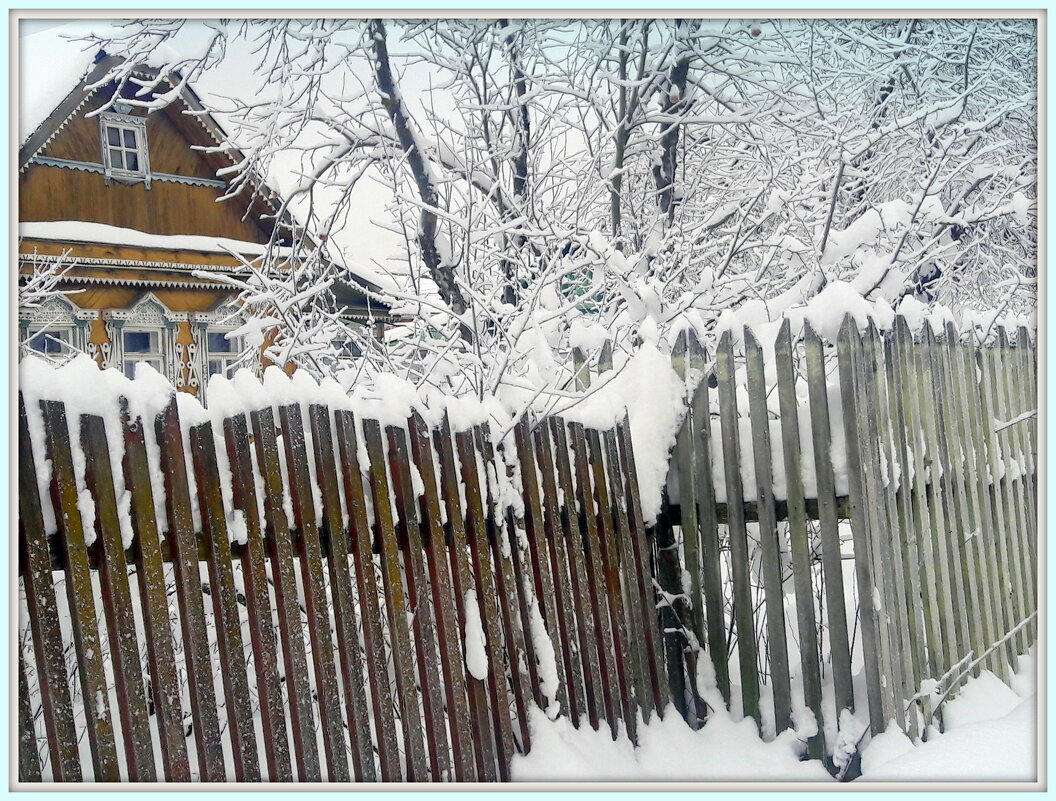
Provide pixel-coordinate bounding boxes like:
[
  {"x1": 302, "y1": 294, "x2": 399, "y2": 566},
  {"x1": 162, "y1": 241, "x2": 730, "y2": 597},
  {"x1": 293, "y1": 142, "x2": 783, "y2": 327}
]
[
  {"x1": 652, "y1": 42, "x2": 691, "y2": 226},
  {"x1": 370, "y1": 18, "x2": 472, "y2": 339}
]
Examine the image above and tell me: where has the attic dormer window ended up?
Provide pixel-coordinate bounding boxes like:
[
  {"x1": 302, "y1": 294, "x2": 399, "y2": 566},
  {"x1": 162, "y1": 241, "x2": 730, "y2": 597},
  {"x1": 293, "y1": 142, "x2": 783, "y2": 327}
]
[{"x1": 99, "y1": 112, "x2": 151, "y2": 188}]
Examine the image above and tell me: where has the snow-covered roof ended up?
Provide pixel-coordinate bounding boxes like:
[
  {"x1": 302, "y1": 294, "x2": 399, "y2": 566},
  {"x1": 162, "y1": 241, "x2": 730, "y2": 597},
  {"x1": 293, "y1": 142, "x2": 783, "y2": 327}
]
[
  {"x1": 18, "y1": 22, "x2": 100, "y2": 146},
  {"x1": 19, "y1": 220, "x2": 284, "y2": 258}
]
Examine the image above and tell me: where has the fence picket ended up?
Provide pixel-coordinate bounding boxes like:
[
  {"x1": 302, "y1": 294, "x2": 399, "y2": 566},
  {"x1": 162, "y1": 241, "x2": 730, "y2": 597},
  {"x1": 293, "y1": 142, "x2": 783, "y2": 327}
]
[
  {"x1": 433, "y1": 416, "x2": 497, "y2": 781},
  {"x1": 568, "y1": 421, "x2": 621, "y2": 737},
  {"x1": 615, "y1": 415, "x2": 670, "y2": 715},
  {"x1": 363, "y1": 418, "x2": 429, "y2": 781},
  {"x1": 884, "y1": 334, "x2": 929, "y2": 720},
  {"x1": 479, "y1": 427, "x2": 538, "y2": 754},
  {"x1": 868, "y1": 329, "x2": 919, "y2": 740},
  {"x1": 715, "y1": 330, "x2": 761, "y2": 725},
  {"x1": 1008, "y1": 329, "x2": 1038, "y2": 637},
  {"x1": 222, "y1": 413, "x2": 292, "y2": 781},
  {"x1": 40, "y1": 400, "x2": 118, "y2": 783},
  {"x1": 513, "y1": 418, "x2": 568, "y2": 715},
  {"x1": 18, "y1": 646, "x2": 42, "y2": 782},
  {"x1": 773, "y1": 319, "x2": 826, "y2": 754},
  {"x1": 972, "y1": 345, "x2": 1019, "y2": 670},
  {"x1": 81, "y1": 414, "x2": 156, "y2": 781},
  {"x1": 334, "y1": 410, "x2": 402, "y2": 780},
  {"x1": 671, "y1": 331, "x2": 707, "y2": 711},
  {"x1": 407, "y1": 411, "x2": 476, "y2": 780},
  {"x1": 457, "y1": 428, "x2": 516, "y2": 780},
  {"x1": 18, "y1": 395, "x2": 81, "y2": 781},
  {"x1": 951, "y1": 327, "x2": 1007, "y2": 682},
  {"x1": 835, "y1": 318, "x2": 884, "y2": 735},
  {"x1": 309, "y1": 405, "x2": 377, "y2": 781},
  {"x1": 891, "y1": 320, "x2": 945, "y2": 696},
  {"x1": 934, "y1": 328, "x2": 988, "y2": 681},
  {"x1": 387, "y1": 424, "x2": 450, "y2": 781},
  {"x1": 920, "y1": 329, "x2": 967, "y2": 692},
  {"x1": 743, "y1": 327, "x2": 792, "y2": 735},
  {"x1": 188, "y1": 422, "x2": 259, "y2": 781},
  {"x1": 550, "y1": 417, "x2": 604, "y2": 730},
  {"x1": 250, "y1": 407, "x2": 321, "y2": 781},
  {"x1": 532, "y1": 424, "x2": 584, "y2": 727},
  {"x1": 603, "y1": 427, "x2": 654, "y2": 724},
  {"x1": 586, "y1": 427, "x2": 638, "y2": 744},
  {"x1": 687, "y1": 349, "x2": 731, "y2": 711},
  {"x1": 802, "y1": 324, "x2": 854, "y2": 721}
]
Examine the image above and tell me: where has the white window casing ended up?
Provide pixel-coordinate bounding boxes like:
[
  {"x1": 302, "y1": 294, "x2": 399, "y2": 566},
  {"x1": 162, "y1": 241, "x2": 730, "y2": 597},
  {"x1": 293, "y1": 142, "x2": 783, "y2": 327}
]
[{"x1": 99, "y1": 112, "x2": 151, "y2": 189}]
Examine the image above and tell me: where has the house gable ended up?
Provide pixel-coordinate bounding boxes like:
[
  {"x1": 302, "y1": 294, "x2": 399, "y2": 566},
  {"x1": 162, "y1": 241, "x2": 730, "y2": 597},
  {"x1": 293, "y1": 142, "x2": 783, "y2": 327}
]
[{"x1": 20, "y1": 82, "x2": 278, "y2": 244}]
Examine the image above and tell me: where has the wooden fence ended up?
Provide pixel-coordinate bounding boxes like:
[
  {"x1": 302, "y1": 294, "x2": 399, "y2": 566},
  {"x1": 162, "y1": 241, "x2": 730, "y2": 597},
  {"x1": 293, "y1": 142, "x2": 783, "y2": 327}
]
[
  {"x1": 659, "y1": 315, "x2": 1037, "y2": 763},
  {"x1": 18, "y1": 392, "x2": 666, "y2": 782},
  {"x1": 18, "y1": 312, "x2": 1038, "y2": 783}
]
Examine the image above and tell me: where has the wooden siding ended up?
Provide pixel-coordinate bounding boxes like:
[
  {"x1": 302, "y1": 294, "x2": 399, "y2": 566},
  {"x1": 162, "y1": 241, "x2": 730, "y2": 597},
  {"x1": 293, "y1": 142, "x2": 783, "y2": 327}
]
[
  {"x1": 20, "y1": 167, "x2": 270, "y2": 242},
  {"x1": 41, "y1": 95, "x2": 219, "y2": 181}
]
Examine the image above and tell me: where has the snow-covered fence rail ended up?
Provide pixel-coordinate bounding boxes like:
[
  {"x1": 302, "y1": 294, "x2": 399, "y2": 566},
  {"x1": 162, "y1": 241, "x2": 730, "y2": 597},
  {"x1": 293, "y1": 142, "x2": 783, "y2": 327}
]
[
  {"x1": 18, "y1": 384, "x2": 668, "y2": 782},
  {"x1": 658, "y1": 314, "x2": 1037, "y2": 767}
]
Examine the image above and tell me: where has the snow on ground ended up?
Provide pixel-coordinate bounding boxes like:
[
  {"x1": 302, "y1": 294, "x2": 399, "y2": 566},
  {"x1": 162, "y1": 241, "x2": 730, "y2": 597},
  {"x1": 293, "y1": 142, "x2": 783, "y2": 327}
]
[
  {"x1": 859, "y1": 648, "x2": 1038, "y2": 784},
  {"x1": 512, "y1": 706, "x2": 831, "y2": 783},
  {"x1": 513, "y1": 649, "x2": 1038, "y2": 784}
]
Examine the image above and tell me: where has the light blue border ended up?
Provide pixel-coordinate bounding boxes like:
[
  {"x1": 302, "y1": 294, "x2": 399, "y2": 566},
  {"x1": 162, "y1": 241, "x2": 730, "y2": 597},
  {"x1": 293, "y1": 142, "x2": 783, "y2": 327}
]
[{"x1": 4, "y1": 6, "x2": 1048, "y2": 800}]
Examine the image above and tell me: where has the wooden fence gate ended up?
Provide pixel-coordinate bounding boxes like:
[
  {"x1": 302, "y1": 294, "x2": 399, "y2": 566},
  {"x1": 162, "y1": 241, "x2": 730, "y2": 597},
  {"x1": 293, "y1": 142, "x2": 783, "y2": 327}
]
[{"x1": 18, "y1": 392, "x2": 665, "y2": 782}]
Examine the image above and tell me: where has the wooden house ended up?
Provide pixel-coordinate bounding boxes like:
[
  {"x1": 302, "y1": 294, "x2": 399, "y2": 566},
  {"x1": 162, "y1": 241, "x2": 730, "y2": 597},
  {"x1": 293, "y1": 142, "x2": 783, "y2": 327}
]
[{"x1": 18, "y1": 51, "x2": 390, "y2": 401}]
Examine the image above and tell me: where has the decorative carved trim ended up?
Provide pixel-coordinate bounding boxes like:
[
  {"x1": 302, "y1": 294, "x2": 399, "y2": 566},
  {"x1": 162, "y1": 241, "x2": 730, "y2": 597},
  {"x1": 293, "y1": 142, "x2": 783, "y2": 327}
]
[
  {"x1": 19, "y1": 295, "x2": 77, "y2": 325},
  {"x1": 21, "y1": 251, "x2": 256, "y2": 273},
  {"x1": 30, "y1": 156, "x2": 228, "y2": 188}
]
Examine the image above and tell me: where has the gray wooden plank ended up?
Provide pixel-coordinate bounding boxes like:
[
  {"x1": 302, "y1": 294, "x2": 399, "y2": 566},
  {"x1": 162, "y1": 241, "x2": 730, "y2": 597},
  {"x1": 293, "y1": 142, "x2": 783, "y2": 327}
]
[
  {"x1": 773, "y1": 319, "x2": 826, "y2": 754},
  {"x1": 81, "y1": 414, "x2": 157, "y2": 781},
  {"x1": 835, "y1": 318, "x2": 884, "y2": 735},
  {"x1": 250, "y1": 407, "x2": 321, "y2": 781},
  {"x1": 802, "y1": 324, "x2": 854, "y2": 721},
  {"x1": 742, "y1": 326, "x2": 792, "y2": 735},
  {"x1": 222, "y1": 413, "x2": 292, "y2": 781},
  {"x1": 189, "y1": 422, "x2": 260, "y2": 781},
  {"x1": 714, "y1": 330, "x2": 760, "y2": 725}
]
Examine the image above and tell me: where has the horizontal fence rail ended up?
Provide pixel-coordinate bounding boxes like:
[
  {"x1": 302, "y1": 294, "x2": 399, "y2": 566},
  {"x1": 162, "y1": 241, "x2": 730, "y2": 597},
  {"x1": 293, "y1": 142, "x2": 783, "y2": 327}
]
[{"x1": 18, "y1": 392, "x2": 666, "y2": 782}]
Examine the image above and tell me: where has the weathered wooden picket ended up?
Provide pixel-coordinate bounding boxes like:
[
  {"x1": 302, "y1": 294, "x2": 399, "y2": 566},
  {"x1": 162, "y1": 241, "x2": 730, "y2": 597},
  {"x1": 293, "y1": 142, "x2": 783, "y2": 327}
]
[
  {"x1": 18, "y1": 392, "x2": 666, "y2": 782},
  {"x1": 660, "y1": 315, "x2": 1038, "y2": 762}
]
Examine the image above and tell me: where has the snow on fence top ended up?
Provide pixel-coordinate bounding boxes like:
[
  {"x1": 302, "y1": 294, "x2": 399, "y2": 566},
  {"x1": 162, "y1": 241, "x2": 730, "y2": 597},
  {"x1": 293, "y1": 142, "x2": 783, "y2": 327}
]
[{"x1": 19, "y1": 307, "x2": 1036, "y2": 544}]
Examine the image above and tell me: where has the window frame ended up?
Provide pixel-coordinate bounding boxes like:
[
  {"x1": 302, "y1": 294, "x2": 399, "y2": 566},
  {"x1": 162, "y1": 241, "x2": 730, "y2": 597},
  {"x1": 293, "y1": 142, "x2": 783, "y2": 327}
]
[
  {"x1": 25, "y1": 325, "x2": 74, "y2": 357},
  {"x1": 205, "y1": 329, "x2": 244, "y2": 379},
  {"x1": 99, "y1": 112, "x2": 151, "y2": 188},
  {"x1": 120, "y1": 326, "x2": 165, "y2": 379}
]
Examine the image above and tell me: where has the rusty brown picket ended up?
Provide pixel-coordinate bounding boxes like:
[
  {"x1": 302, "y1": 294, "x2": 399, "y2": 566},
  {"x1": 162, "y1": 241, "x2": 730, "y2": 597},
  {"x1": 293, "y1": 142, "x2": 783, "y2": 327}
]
[{"x1": 18, "y1": 389, "x2": 658, "y2": 782}]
